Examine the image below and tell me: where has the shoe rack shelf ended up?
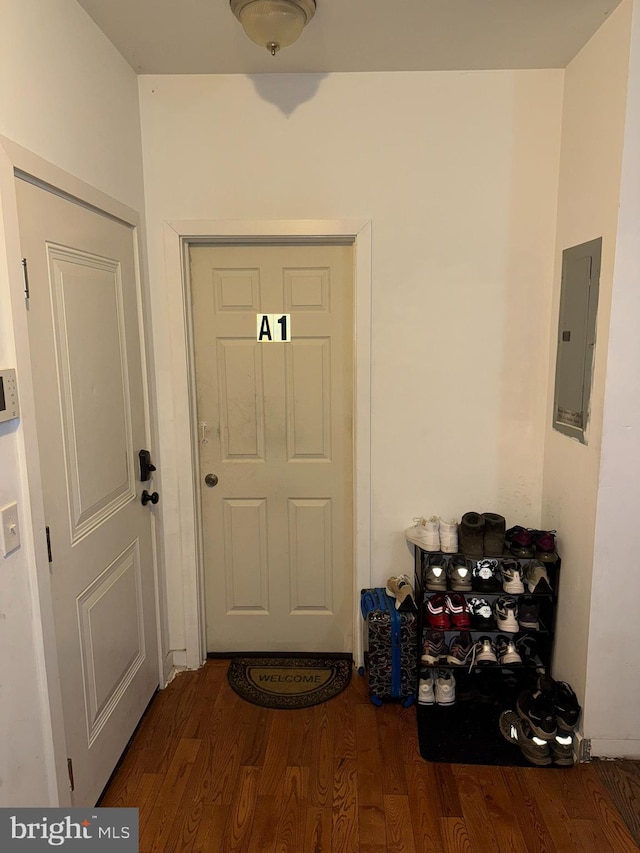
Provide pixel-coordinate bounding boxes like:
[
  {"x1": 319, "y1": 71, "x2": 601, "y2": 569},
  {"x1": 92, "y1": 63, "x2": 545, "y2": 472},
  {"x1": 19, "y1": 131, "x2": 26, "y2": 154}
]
[{"x1": 414, "y1": 548, "x2": 559, "y2": 671}]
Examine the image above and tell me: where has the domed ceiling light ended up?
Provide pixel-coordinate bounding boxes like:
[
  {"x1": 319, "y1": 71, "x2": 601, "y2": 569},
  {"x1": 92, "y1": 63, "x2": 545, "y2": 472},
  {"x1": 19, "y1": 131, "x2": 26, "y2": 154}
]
[{"x1": 230, "y1": 0, "x2": 316, "y2": 56}]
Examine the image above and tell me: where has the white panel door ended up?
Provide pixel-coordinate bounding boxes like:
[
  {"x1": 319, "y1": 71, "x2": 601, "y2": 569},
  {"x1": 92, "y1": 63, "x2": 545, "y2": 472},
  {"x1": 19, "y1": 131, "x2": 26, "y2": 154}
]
[
  {"x1": 190, "y1": 244, "x2": 353, "y2": 652},
  {"x1": 16, "y1": 178, "x2": 159, "y2": 807}
]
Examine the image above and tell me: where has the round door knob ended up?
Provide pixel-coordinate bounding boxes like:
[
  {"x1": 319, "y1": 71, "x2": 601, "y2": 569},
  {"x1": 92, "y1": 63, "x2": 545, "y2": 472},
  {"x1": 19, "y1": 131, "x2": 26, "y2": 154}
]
[
  {"x1": 141, "y1": 490, "x2": 159, "y2": 506},
  {"x1": 204, "y1": 473, "x2": 219, "y2": 488}
]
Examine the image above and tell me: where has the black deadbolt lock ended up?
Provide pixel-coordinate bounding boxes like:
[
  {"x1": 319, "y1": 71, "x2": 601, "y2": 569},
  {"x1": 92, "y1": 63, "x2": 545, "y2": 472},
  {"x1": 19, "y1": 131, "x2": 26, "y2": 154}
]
[
  {"x1": 141, "y1": 490, "x2": 159, "y2": 506},
  {"x1": 139, "y1": 449, "x2": 157, "y2": 482}
]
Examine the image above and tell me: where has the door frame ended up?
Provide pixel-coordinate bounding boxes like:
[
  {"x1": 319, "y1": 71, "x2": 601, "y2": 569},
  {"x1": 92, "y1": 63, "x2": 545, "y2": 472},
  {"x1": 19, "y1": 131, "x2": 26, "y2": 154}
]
[
  {"x1": 163, "y1": 219, "x2": 372, "y2": 668},
  {"x1": 0, "y1": 136, "x2": 165, "y2": 805}
]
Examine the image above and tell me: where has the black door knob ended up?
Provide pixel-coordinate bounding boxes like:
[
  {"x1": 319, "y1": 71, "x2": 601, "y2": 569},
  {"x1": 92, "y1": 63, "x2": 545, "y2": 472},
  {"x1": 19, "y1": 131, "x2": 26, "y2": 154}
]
[{"x1": 141, "y1": 490, "x2": 159, "y2": 506}]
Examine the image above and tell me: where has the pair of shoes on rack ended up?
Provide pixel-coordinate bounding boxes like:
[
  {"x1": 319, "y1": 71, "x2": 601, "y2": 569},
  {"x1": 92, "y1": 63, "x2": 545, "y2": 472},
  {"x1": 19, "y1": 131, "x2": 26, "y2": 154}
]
[
  {"x1": 405, "y1": 517, "x2": 458, "y2": 553},
  {"x1": 495, "y1": 594, "x2": 544, "y2": 632},
  {"x1": 459, "y1": 512, "x2": 506, "y2": 557},
  {"x1": 385, "y1": 575, "x2": 416, "y2": 611},
  {"x1": 418, "y1": 670, "x2": 455, "y2": 705},
  {"x1": 424, "y1": 554, "x2": 472, "y2": 592},
  {"x1": 473, "y1": 635, "x2": 523, "y2": 666},
  {"x1": 506, "y1": 526, "x2": 558, "y2": 562},
  {"x1": 421, "y1": 630, "x2": 474, "y2": 666},
  {"x1": 426, "y1": 593, "x2": 470, "y2": 630}
]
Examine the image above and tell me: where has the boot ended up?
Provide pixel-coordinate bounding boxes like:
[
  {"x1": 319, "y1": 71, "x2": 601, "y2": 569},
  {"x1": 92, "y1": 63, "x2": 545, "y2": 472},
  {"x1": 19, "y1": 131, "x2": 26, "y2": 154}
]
[
  {"x1": 482, "y1": 512, "x2": 506, "y2": 556},
  {"x1": 458, "y1": 512, "x2": 485, "y2": 558}
]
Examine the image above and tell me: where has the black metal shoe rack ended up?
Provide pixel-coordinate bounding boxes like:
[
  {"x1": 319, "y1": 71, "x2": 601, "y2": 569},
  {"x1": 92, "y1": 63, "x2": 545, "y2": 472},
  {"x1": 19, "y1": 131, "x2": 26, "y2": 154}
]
[{"x1": 413, "y1": 545, "x2": 560, "y2": 766}]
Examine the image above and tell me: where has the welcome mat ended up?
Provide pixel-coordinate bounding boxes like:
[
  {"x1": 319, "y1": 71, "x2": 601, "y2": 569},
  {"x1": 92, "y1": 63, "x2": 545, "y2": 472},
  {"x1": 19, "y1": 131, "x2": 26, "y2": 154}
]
[{"x1": 227, "y1": 655, "x2": 352, "y2": 709}]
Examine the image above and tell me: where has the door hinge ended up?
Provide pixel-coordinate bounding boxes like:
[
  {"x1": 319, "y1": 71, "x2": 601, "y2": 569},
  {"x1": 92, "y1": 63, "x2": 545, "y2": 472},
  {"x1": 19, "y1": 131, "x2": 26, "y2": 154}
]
[
  {"x1": 21, "y1": 258, "x2": 30, "y2": 300},
  {"x1": 67, "y1": 758, "x2": 75, "y2": 792},
  {"x1": 45, "y1": 526, "x2": 53, "y2": 563}
]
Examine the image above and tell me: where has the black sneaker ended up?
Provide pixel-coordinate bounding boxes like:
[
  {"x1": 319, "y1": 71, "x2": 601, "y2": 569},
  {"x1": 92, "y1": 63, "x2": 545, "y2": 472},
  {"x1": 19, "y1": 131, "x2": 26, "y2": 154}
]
[
  {"x1": 499, "y1": 710, "x2": 552, "y2": 766},
  {"x1": 554, "y1": 681, "x2": 581, "y2": 732},
  {"x1": 515, "y1": 634, "x2": 546, "y2": 672},
  {"x1": 468, "y1": 596, "x2": 494, "y2": 629},
  {"x1": 446, "y1": 631, "x2": 474, "y2": 666},
  {"x1": 472, "y1": 559, "x2": 501, "y2": 593},
  {"x1": 518, "y1": 595, "x2": 540, "y2": 629},
  {"x1": 516, "y1": 689, "x2": 557, "y2": 740}
]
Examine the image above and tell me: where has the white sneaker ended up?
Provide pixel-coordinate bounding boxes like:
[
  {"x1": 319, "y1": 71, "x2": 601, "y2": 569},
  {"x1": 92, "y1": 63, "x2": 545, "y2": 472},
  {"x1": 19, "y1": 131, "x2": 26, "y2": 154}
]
[
  {"x1": 474, "y1": 636, "x2": 498, "y2": 664},
  {"x1": 494, "y1": 596, "x2": 519, "y2": 633},
  {"x1": 500, "y1": 560, "x2": 525, "y2": 594},
  {"x1": 435, "y1": 670, "x2": 456, "y2": 705},
  {"x1": 418, "y1": 677, "x2": 435, "y2": 705},
  {"x1": 496, "y1": 635, "x2": 522, "y2": 665},
  {"x1": 405, "y1": 516, "x2": 440, "y2": 551},
  {"x1": 439, "y1": 518, "x2": 459, "y2": 554}
]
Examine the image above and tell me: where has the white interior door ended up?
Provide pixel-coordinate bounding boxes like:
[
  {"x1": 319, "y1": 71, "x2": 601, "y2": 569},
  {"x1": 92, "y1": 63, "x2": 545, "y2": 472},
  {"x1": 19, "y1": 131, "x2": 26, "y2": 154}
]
[
  {"x1": 16, "y1": 177, "x2": 159, "y2": 807},
  {"x1": 190, "y1": 243, "x2": 354, "y2": 653}
]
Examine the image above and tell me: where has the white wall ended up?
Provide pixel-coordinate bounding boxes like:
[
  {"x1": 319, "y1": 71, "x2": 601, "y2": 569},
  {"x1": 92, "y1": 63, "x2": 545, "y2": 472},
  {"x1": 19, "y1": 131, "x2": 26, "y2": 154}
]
[
  {"x1": 541, "y1": 0, "x2": 633, "y2": 712},
  {"x1": 585, "y1": 0, "x2": 640, "y2": 757},
  {"x1": 139, "y1": 70, "x2": 564, "y2": 651},
  {"x1": 0, "y1": 0, "x2": 146, "y2": 806}
]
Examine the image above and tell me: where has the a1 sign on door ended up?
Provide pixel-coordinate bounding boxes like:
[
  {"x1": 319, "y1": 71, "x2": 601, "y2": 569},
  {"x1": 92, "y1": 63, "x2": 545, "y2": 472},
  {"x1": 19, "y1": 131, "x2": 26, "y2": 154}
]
[{"x1": 256, "y1": 314, "x2": 291, "y2": 342}]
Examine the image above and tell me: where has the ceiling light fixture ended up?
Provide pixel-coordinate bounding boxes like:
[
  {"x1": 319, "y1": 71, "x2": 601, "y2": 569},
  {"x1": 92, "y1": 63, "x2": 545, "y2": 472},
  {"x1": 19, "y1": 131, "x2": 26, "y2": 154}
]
[{"x1": 230, "y1": 0, "x2": 316, "y2": 56}]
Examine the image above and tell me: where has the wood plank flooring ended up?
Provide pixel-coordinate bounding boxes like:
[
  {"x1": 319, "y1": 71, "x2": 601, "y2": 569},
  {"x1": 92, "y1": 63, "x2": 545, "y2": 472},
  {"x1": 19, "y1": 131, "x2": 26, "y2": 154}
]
[{"x1": 100, "y1": 660, "x2": 640, "y2": 852}]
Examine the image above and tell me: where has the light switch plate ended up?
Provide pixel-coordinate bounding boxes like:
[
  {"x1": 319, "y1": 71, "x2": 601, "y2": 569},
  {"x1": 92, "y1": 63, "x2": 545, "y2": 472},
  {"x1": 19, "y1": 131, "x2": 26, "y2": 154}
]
[{"x1": 0, "y1": 502, "x2": 20, "y2": 556}]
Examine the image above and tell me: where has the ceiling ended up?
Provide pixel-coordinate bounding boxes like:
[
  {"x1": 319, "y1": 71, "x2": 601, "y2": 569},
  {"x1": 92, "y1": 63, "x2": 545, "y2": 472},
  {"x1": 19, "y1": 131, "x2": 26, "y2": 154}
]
[{"x1": 75, "y1": 0, "x2": 622, "y2": 75}]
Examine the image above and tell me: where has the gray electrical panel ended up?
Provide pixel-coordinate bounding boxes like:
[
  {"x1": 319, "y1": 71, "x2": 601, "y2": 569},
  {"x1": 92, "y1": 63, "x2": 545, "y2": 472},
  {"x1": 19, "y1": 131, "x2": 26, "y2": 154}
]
[{"x1": 552, "y1": 237, "x2": 602, "y2": 443}]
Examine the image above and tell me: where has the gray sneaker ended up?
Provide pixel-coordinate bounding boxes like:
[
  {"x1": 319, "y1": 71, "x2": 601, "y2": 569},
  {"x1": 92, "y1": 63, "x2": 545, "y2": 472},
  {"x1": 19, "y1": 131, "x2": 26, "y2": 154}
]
[
  {"x1": 499, "y1": 710, "x2": 551, "y2": 766},
  {"x1": 447, "y1": 556, "x2": 472, "y2": 592},
  {"x1": 525, "y1": 561, "x2": 553, "y2": 594},
  {"x1": 550, "y1": 732, "x2": 575, "y2": 765},
  {"x1": 424, "y1": 554, "x2": 448, "y2": 591}
]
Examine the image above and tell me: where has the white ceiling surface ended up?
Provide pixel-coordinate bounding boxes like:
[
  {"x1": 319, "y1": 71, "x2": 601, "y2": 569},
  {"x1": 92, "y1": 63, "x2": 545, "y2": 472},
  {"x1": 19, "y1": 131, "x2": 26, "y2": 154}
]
[{"x1": 76, "y1": 0, "x2": 623, "y2": 75}]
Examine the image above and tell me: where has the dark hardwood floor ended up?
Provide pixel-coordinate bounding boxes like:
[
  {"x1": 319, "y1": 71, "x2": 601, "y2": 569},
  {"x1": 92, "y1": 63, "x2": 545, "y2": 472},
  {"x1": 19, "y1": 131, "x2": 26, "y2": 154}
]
[{"x1": 100, "y1": 660, "x2": 640, "y2": 852}]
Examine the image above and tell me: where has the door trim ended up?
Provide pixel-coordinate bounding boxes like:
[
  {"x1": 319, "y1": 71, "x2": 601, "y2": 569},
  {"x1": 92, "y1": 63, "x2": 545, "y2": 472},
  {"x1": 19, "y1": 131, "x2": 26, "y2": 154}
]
[
  {"x1": 0, "y1": 136, "x2": 164, "y2": 805},
  {"x1": 162, "y1": 219, "x2": 372, "y2": 669}
]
